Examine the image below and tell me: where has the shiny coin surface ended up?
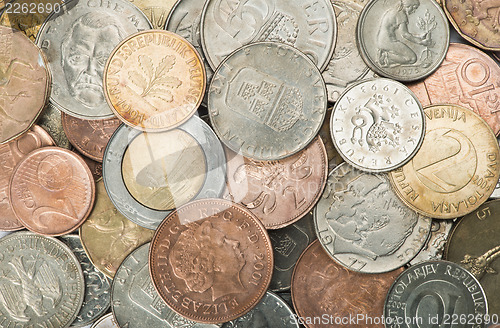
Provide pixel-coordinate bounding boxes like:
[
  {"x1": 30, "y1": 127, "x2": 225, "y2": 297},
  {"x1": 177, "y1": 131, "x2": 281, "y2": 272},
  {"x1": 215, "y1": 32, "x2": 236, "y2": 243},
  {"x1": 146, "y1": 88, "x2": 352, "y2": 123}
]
[
  {"x1": 389, "y1": 104, "x2": 500, "y2": 219},
  {"x1": 104, "y1": 30, "x2": 205, "y2": 131},
  {"x1": 331, "y1": 78, "x2": 425, "y2": 172},
  {"x1": 410, "y1": 219, "x2": 453, "y2": 265},
  {"x1": 315, "y1": 163, "x2": 431, "y2": 273},
  {"x1": 35, "y1": 0, "x2": 151, "y2": 120},
  {"x1": 149, "y1": 199, "x2": 273, "y2": 323},
  {"x1": 357, "y1": 0, "x2": 449, "y2": 81},
  {"x1": 37, "y1": 103, "x2": 72, "y2": 149},
  {"x1": 90, "y1": 313, "x2": 119, "y2": 328},
  {"x1": 128, "y1": 0, "x2": 177, "y2": 29},
  {"x1": 209, "y1": 42, "x2": 327, "y2": 161}
]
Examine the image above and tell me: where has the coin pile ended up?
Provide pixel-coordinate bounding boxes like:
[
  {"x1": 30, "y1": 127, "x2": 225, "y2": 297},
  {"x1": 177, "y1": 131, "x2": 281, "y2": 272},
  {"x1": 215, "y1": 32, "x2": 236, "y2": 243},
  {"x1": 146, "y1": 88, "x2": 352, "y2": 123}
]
[{"x1": 1, "y1": 0, "x2": 500, "y2": 327}]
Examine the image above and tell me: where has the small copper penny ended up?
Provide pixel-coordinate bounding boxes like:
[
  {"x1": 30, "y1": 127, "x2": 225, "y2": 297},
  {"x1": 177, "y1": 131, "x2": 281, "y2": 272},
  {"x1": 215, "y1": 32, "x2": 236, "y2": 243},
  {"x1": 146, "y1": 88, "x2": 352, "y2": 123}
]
[
  {"x1": 61, "y1": 112, "x2": 121, "y2": 162},
  {"x1": 79, "y1": 151, "x2": 103, "y2": 182},
  {"x1": 224, "y1": 136, "x2": 328, "y2": 229},
  {"x1": 149, "y1": 199, "x2": 273, "y2": 323},
  {"x1": 9, "y1": 147, "x2": 95, "y2": 236},
  {"x1": 291, "y1": 240, "x2": 404, "y2": 328},
  {"x1": 0, "y1": 125, "x2": 54, "y2": 231}
]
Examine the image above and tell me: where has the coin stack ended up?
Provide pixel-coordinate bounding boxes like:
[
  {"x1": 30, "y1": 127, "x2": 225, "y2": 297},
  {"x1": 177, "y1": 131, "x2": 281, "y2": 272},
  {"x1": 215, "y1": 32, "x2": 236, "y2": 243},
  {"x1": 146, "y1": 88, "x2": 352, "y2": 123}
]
[{"x1": 1, "y1": 0, "x2": 500, "y2": 327}]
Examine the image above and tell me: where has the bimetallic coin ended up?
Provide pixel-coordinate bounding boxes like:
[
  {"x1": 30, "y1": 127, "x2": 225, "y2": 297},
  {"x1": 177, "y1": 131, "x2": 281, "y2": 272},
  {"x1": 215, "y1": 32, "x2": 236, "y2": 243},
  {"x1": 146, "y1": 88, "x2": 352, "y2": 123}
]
[
  {"x1": 35, "y1": 0, "x2": 151, "y2": 120},
  {"x1": 410, "y1": 219, "x2": 454, "y2": 265},
  {"x1": 315, "y1": 163, "x2": 432, "y2": 273},
  {"x1": 0, "y1": 232, "x2": 85, "y2": 328},
  {"x1": 357, "y1": 0, "x2": 449, "y2": 81},
  {"x1": 331, "y1": 78, "x2": 425, "y2": 172},
  {"x1": 209, "y1": 42, "x2": 327, "y2": 161},
  {"x1": 389, "y1": 104, "x2": 500, "y2": 219},
  {"x1": 90, "y1": 313, "x2": 119, "y2": 328},
  {"x1": 37, "y1": 103, "x2": 72, "y2": 149},
  {"x1": 128, "y1": 0, "x2": 177, "y2": 29}
]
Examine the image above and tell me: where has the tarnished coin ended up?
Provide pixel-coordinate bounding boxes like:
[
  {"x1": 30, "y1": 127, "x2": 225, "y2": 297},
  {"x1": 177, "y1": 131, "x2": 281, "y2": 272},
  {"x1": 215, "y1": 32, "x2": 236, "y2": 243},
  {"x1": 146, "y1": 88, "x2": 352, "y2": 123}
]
[
  {"x1": 315, "y1": 163, "x2": 432, "y2": 273},
  {"x1": 224, "y1": 136, "x2": 328, "y2": 229},
  {"x1": 410, "y1": 219, "x2": 453, "y2": 265},
  {"x1": 330, "y1": 78, "x2": 425, "y2": 172},
  {"x1": 357, "y1": 0, "x2": 449, "y2": 81},
  {"x1": 35, "y1": 0, "x2": 151, "y2": 120},
  {"x1": 90, "y1": 313, "x2": 119, "y2": 328},
  {"x1": 0, "y1": 232, "x2": 85, "y2": 328},
  {"x1": 384, "y1": 261, "x2": 487, "y2": 328},
  {"x1": 37, "y1": 103, "x2": 72, "y2": 149},
  {"x1": 209, "y1": 42, "x2": 327, "y2": 161},
  {"x1": 291, "y1": 240, "x2": 404, "y2": 328},
  {"x1": 9, "y1": 147, "x2": 95, "y2": 236},
  {"x1": 0, "y1": 26, "x2": 51, "y2": 144},
  {"x1": 389, "y1": 104, "x2": 500, "y2": 219},
  {"x1": 104, "y1": 30, "x2": 205, "y2": 131},
  {"x1": 80, "y1": 180, "x2": 154, "y2": 279},
  {"x1": 128, "y1": 0, "x2": 177, "y2": 29},
  {"x1": 149, "y1": 199, "x2": 273, "y2": 323},
  {"x1": 0, "y1": 125, "x2": 54, "y2": 231}
]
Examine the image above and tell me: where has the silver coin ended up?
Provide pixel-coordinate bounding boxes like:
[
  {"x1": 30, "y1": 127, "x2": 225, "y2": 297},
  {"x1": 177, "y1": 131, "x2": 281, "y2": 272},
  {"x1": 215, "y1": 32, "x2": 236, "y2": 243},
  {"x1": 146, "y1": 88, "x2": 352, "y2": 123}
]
[
  {"x1": 35, "y1": 0, "x2": 151, "y2": 120},
  {"x1": 112, "y1": 243, "x2": 220, "y2": 328},
  {"x1": 199, "y1": 0, "x2": 337, "y2": 71},
  {"x1": 0, "y1": 231, "x2": 11, "y2": 239},
  {"x1": 314, "y1": 163, "x2": 432, "y2": 273},
  {"x1": 330, "y1": 78, "x2": 425, "y2": 172},
  {"x1": 208, "y1": 42, "x2": 327, "y2": 161},
  {"x1": 90, "y1": 313, "x2": 119, "y2": 328},
  {"x1": 38, "y1": 103, "x2": 72, "y2": 149},
  {"x1": 384, "y1": 261, "x2": 488, "y2": 327},
  {"x1": 491, "y1": 138, "x2": 500, "y2": 199},
  {"x1": 357, "y1": 0, "x2": 449, "y2": 82},
  {"x1": 60, "y1": 235, "x2": 111, "y2": 328},
  {"x1": 409, "y1": 219, "x2": 454, "y2": 266},
  {"x1": 103, "y1": 115, "x2": 226, "y2": 230},
  {"x1": 0, "y1": 231, "x2": 85, "y2": 327}
]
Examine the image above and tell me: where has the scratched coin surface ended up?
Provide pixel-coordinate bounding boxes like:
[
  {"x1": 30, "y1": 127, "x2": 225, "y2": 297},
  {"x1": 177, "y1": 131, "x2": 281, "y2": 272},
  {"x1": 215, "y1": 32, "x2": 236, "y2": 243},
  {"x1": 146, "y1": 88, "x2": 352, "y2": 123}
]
[
  {"x1": 90, "y1": 313, "x2": 119, "y2": 328},
  {"x1": 0, "y1": 26, "x2": 51, "y2": 144},
  {"x1": 389, "y1": 104, "x2": 500, "y2": 219},
  {"x1": 104, "y1": 30, "x2": 205, "y2": 131},
  {"x1": 315, "y1": 163, "x2": 431, "y2": 273},
  {"x1": 9, "y1": 147, "x2": 95, "y2": 236},
  {"x1": 209, "y1": 42, "x2": 327, "y2": 161},
  {"x1": 330, "y1": 78, "x2": 425, "y2": 172},
  {"x1": 149, "y1": 199, "x2": 274, "y2": 323},
  {"x1": 35, "y1": 0, "x2": 151, "y2": 120},
  {"x1": 0, "y1": 232, "x2": 85, "y2": 328}
]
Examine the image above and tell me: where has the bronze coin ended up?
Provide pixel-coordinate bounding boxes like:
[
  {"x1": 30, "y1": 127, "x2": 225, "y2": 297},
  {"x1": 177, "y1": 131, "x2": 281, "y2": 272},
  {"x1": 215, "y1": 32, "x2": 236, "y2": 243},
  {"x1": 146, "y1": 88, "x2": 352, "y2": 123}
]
[
  {"x1": 291, "y1": 240, "x2": 404, "y2": 328},
  {"x1": 61, "y1": 112, "x2": 121, "y2": 162},
  {"x1": 149, "y1": 199, "x2": 273, "y2": 323},
  {"x1": 0, "y1": 125, "x2": 54, "y2": 231},
  {"x1": 9, "y1": 146, "x2": 95, "y2": 236},
  {"x1": 79, "y1": 151, "x2": 103, "y2": 182}
]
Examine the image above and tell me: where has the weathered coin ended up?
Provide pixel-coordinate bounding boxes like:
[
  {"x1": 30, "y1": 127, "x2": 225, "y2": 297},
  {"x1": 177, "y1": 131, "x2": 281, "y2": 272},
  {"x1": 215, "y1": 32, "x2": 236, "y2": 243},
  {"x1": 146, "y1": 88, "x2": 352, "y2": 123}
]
[
  {"x1": 389, "y1": 104, "x2": 500, "y2": 219},
  {"x1": 103, "y1": 115, "x2": 226, "y2": 229},
  {"x1": 407, "y1": 43, "x2": 500, "y2": 136},
  {"x1": 291, "y1": 240, "x2": 404, "y2": 328},
  {"x1": 128, "y1": 0, "x2": 177, "y2": 29},
  {"x1": 384, "y1": 261, "x2": 488, "y2": 328},
  {"x1": 200, "y1": 0, "x2": 337, "y2": 71},
  {"x1": 0, "y1": 26, "x2": 51, "y2": 144},
  {"x1": 0, "y1": 231, "x2": 85, "y2": 328},
  {"x1": 318, "y1": 108, "x2": 344, "y2": 171},
  {"x1": 80, "y1": 180, "x2": 154, "y2": 279},
  {"x1": 330, "y1": 78, "x2": 425, "y2": 172},
  {"x1": 149, "y1": 199, "x2": 273, "y2": 323},
  {"x1": 60, "y1": 235, "x2": 111, "y2": 328},
  {"x1": 357, "y1": 0, "x2": 449, "y2": 81},
  {"x1": 90, "y1": 313, "x2": 119, "y2": 328},
  {"x1": 409, "y1": 219, "x2": 454, "y2": 265},
  {"x1": 35, "y1": 0, "x2": 151, "y2": 120},
  {"x1": 209, "y1": 42, "x2": 327, "y2": 161},
  {"x1": 104, "y1": 30, "x2": 205, "y2": 131},
  {"x1": 315, "y1": 163, "x2": 432, "y2": 273},
  {"x1": 37, "y1": 103, "x2": 72, "y2": 149}
]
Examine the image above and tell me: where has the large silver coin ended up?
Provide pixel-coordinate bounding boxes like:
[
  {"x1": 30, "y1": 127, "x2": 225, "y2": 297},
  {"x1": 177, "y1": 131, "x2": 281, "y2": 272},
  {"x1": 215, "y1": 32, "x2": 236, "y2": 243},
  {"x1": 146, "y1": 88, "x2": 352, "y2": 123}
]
[
  {"x1": 90, "y1": 313, "x2": 119, "y2": 328},
  {"x1": 199, "y1": 0, "x2": 337, "y2": 71},
  {"x1": 357, "y1": 0, "x2": 449, "y2": 81},
  {"x1": 0, "y1": 232, "x2": 85, "y2": 327},
  {"x1": 409, "y1": 219, "x2": 454, "y2": 266},
  {"x1": 36, "y1": 0, "x2": 151, "y2": 119},
  {"x1": 330, "y1": 78, "x2": 425, "y2": 172},
  {"x1": 314, "y1": 163, "x2": 431, "y2": 273},
  {"x1": 209, "y1": 42, "x2": 327, "y2": 161}
]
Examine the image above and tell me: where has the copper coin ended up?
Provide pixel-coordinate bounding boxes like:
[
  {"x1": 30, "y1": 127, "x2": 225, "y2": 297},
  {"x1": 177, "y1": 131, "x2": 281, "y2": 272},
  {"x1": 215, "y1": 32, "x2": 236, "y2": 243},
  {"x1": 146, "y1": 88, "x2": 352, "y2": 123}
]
[
  {"x1": 0, "y1": 26, "x2": 51, "y2": 144},
  {"x1": 9, "y1": 147, "x2": 95, "y2": 236},
  {"x1": 291, "y1": 240, "x2": 404, "y2": 328},
  {"x1": 61, "y1": 112, "x2": 121, "y2": 162},
  {"x1": 149, "y1": 199, "x2": 273, "y2": 323},
  {"x1": 80, "y1": 151, "x2": 103, "y2": 182},
  {"x1": 224, "y1": 136, "x2": 328, "y2": 229},
  {"x1": 408, "y1": 43, "x2": 500, "y2": 136},
  {"x1": 0, "y1": 125, "x2": 54, "y2": 231}
]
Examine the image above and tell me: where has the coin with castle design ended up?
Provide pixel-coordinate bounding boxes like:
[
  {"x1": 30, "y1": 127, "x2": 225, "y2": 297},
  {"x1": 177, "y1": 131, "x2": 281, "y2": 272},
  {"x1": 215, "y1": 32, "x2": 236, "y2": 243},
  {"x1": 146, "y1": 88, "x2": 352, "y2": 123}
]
[{"x1": 389, "y1": 104, "x2": 500, "y2": 219}]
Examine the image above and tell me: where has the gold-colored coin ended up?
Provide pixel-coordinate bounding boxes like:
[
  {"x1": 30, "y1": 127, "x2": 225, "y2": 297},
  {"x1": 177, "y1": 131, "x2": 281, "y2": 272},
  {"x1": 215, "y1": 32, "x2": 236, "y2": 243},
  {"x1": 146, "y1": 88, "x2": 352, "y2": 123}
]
[
  {"x1": 103, "y1": 30, "x2": 205, "y2": 132},
  {"x1": 128, "y1": 0, "x2": 177, "y2": 29},
  {"x1": 389, "y1": 104, "x2": 500, "y2": 219}
]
